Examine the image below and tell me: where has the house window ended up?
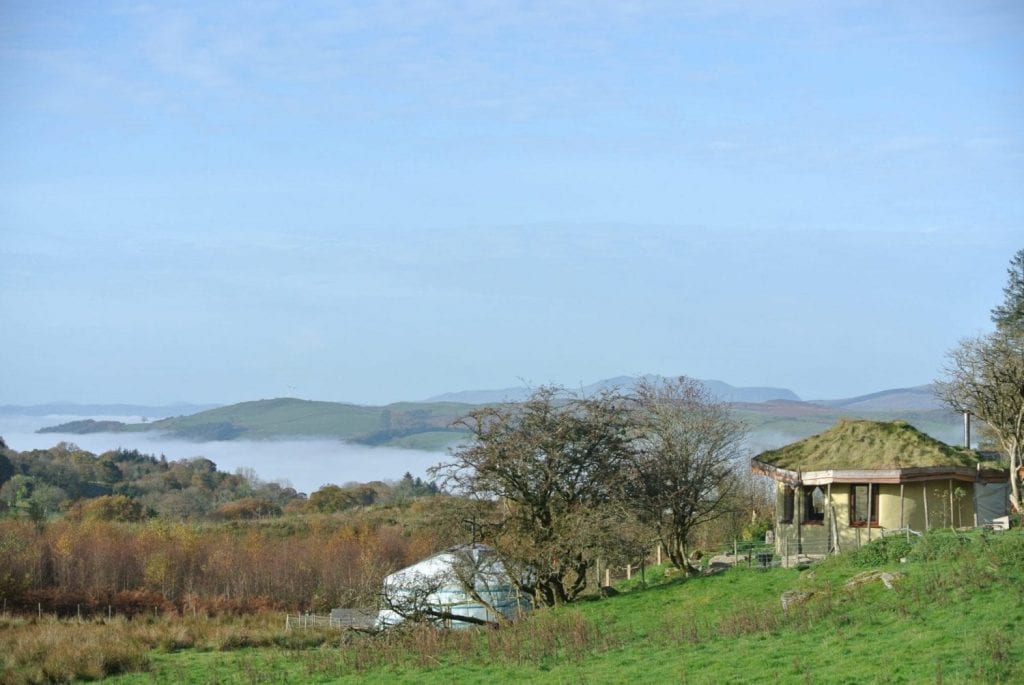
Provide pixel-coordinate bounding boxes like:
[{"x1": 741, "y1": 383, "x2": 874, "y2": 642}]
[
  {"x1": 850, "y1": 484, "x2": 879, "y2": 527},
  {"x1": 781, "y1": 486, "x2": 794, "y2": 523},
  {"x1": 803, "y1": 486, "x2": 825, "y2": 524}
]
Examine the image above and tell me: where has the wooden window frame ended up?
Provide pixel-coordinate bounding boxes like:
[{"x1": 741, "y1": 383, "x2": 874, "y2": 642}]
[
  {"x1": 803, "y1": 486, "x2": 825, "y2": 525},
  {"x1": 849, "y1": 484, "x2": 879, "y2": 528}
]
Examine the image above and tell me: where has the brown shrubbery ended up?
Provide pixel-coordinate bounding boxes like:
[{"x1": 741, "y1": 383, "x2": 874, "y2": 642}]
[{"x1": 0, "y1": 512, "x2": 448, "y2": 617}]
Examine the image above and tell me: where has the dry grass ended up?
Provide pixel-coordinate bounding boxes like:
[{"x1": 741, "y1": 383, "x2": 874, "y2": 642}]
[
  {"x1": 299, "y1": 609, "x2": 619, "y2": 676},
  {"x1": 0, "y1": 618, "x2": 148, "y2": 684},
  {"x1": 0, "y1": 612, "x2": 338, "y2": 684}
]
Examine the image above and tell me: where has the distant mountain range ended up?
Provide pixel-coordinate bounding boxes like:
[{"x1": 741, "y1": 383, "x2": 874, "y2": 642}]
[
  {"x1": 425, "y1": 375, "x2": 801, "y2": 404},
  {"x1": 20, "y1": 377, "x2": 961, "y2": 453},
  {"x1": 809, "y1": 385, "x2": 945, "y2": 412}
]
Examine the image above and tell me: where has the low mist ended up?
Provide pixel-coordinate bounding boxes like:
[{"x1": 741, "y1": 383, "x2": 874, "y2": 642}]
[{"x1": 0, "y1": 416, "x2": 448, "y2": 495}]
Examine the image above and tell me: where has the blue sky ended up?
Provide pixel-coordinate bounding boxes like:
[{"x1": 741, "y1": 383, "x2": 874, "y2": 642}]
[{"x1": 1, "y1": 1, "x2": 1022, "y2": 406}]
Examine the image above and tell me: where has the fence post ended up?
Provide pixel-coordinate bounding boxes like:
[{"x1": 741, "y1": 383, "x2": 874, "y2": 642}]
[
  {"x1": 626, "y1": 564, "x2": 632, "y2": 580},
  {"x1": 604, "y1": 568, "x2": 610, "y2": 586}
]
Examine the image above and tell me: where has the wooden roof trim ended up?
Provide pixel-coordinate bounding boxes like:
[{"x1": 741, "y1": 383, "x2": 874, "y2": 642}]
[{"x1": 751, "y1": 459, "x2": 1008, "y2": 485}]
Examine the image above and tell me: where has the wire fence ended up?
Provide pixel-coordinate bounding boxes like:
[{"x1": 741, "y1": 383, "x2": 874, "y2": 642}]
[{"x1": 285, "y1": 609, "x2": 376, "y2": 631}]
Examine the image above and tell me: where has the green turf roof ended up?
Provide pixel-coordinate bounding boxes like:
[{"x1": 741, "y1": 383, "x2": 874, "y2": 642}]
[{"x1": 754, "y1": 419, "x2": 984, "y2": 471}]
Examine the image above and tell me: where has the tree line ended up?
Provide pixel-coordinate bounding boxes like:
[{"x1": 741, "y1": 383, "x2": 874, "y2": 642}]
[{"x1": 0, "y1": 440, "x2": 439, "y2": 522}]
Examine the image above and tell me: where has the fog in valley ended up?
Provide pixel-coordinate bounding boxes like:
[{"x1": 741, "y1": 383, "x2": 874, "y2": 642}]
[{"x1": 0, "y1": 415, "x2": 448, "y2": 495}]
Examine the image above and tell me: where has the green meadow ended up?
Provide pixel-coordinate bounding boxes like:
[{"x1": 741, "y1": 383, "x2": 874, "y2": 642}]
[{"x1": 5, "y1": 529, "x2": 1012, "y2": 684}]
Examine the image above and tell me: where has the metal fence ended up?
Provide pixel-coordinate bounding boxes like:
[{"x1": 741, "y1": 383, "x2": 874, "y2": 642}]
[{"x1": 284, "y1": 609, "x2": 376, "y2": 631}]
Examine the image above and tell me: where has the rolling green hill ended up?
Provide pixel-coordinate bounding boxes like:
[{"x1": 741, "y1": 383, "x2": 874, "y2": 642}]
[
  {"x1": 38, "y1": 398, "x2": 475, "y2": 448},
  {"x1": 36, "y1": 396, "x2": 965, "y2": 452}
]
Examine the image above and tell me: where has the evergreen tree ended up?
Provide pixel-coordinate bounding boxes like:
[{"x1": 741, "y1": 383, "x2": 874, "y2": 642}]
[{"x1": 991, "y1": 248, "x2": 1024, "y2": 332}]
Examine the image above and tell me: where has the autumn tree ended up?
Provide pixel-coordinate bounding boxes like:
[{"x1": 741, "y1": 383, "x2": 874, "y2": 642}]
[
  {"x1": 432, "y1": 386, "x2": 636, "y2": 606},
  {"x1": 627, "y1": 377, "x2": 745, "y2": 574},
  {"x1": 81, "y1": 494, "x2": 146, "y2": 522}
]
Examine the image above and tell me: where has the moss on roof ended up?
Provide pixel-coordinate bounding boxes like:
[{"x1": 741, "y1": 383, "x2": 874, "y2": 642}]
[{"x1": 754, "y1": 419, "x2": 983, "y2": 471}]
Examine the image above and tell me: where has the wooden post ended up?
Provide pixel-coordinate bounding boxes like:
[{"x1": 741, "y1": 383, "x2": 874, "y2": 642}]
[
  {"x1": 900, "y1": 484, "x2": 907, "y2": 542},
  {"x1": 826, "y1": 483, "x2": 833, "y2": 554},
  {"x1": 796, "y1": 485, "x2": 802, "y2": 555},
  {"x1": 626, "y1": 564, "x2": 632, "y2": 580},
  {"x1": 604, "y1": 568, "x2": 610, "y2": 587},
  {"x1": 972, "y1": 474, "x2": 979, "y2": 528},
  {"x1": 656, "y1": 544, "x2": 662, "y2": 566},
  {"x1": 866, "y1": 483, "x2": 873, "y2": 543},
  {"x1": 923, "y1": 484, "x2": 930, "y2": 531},
  {"x1": 949, "y1": 479, "x2": 955, "y2": 529},
  {"x1": 830, "y1": 502, "x2": 840, "y2": 554},
  {"x1": 734, "y1": 539, "x2": 738, "y2": 561}
]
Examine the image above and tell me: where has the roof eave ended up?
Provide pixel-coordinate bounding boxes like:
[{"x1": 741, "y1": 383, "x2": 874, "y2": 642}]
[{"x1": 751, "y1": 459, "x2": 1008, "y2": 485}]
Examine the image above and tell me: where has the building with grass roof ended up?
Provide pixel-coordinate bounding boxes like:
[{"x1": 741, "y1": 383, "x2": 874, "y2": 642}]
[{"x1": 751, "y1": 420, "x2": 1009, "y2": 557}]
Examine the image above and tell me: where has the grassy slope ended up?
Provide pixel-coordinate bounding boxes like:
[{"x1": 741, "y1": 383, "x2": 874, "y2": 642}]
[
  {"x1": 147, "y1": 399, "x2": 384, "y2": 438},
  {"x1": 110, "y1": 530, "x2": 1024, "y2": 684},
  {"x1": 39, "y1": 399, "x2": 477, "y2": 447}
]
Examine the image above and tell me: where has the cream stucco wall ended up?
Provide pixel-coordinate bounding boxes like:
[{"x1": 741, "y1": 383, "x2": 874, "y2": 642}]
[{"x1": 773, "y1": 480, "x2": 978, "y2": 555}]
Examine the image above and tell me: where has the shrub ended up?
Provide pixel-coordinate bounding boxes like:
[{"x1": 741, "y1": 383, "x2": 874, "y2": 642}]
[
  {"x1": 850, "y1": 535, "x2": 916, "y2": 566},
  {"x1": 907, "y1": 530, "x2": 971, "y2": 563}
]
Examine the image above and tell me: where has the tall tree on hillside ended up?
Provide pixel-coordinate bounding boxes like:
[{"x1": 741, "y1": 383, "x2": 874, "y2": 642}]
[
  {"x1": 627, "y1": 377, "x2": 745, "y2": 574},
  {"x1": 936, "y1": 331, "x2": 1024, "y2": 512},
  {"x1": 991, "y1": 248, "x2": 1024, "y2": 333},
  {"x1": 937, "y1": 249, "x2": 1024, "y2": 513},
  {"x1": 432, "y1": 386, "x2": 636, "y2": 606}
]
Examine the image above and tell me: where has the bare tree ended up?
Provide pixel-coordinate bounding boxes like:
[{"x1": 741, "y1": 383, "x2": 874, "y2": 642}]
[
  {"x1": 627, "y1": 377, "x2": 745, "y2": 574},
  {"x1": 432, "y1": 386, "x2": 635, "y2": 606},
  {"x1": 936, "y1": 330, "x2": 1024, "y2": 512}
]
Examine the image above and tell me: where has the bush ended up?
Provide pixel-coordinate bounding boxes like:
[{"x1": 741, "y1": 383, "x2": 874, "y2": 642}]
[
  {"x1": 850, "y1": 535, "x2": 916, "y2": 566},
  {"x1": 907, "y1": 530, "x2": 971, "y2": 563}
]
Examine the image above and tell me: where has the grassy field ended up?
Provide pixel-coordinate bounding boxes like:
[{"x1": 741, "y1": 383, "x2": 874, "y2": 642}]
[{"x1": 4, "y1": 529, "x2": 1019, "y2": 684}]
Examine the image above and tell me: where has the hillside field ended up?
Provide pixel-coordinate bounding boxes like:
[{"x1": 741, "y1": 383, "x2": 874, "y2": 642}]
[{"x1": 3, "y1": 529, "x2": 1020, "y2": 684}]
